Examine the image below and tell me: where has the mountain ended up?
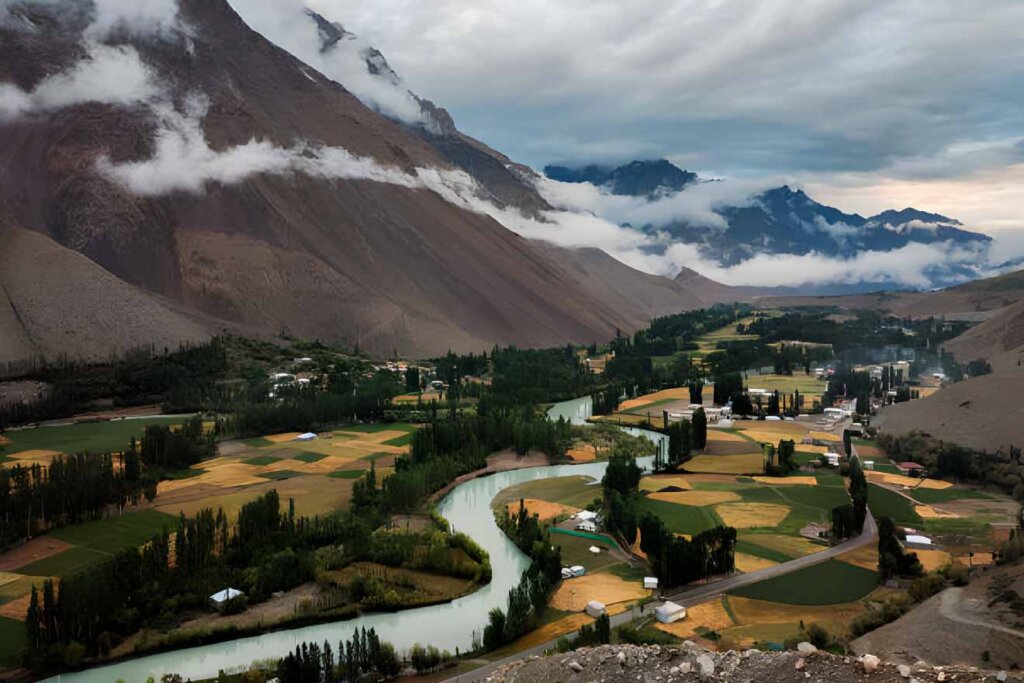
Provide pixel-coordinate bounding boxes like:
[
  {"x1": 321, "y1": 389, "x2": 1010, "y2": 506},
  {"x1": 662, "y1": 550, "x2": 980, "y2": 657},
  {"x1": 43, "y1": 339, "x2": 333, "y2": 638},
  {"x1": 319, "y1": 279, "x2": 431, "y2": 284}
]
[
  {"x1": 661, "y1": 185, "x2": 990, "y2": 270},
  {"x1": 0, "y1": 0, "x2": 723, "y2": 371},
  {"x1": 544, "y1": 159, "x2": 699, "y2": 197},
  {"x1": 542, "y1": 161, "x2": 993, "y2": 289},
  {"x1": 305, "y1": 10, "x2": 551, "y2": 217}
]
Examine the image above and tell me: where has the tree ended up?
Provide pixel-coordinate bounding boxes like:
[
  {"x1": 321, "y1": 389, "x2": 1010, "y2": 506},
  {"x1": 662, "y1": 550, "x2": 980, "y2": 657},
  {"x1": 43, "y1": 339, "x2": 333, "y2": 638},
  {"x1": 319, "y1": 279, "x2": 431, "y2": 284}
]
[
  {"x1": 405, "y1": 365, "x2": 420, "y2": 392},
  {"x1": 731, "y1": 394, "x2": 754, "y2": 416},
  {"x1": 877, "y1": 517, "x2": 924, "y2": 581},
  {"x1": 688, "y1": 381, "x2": 704, "y2": 405},
  {"x1": 691, "y1": 408, "x2": 707, "y2": 451}
]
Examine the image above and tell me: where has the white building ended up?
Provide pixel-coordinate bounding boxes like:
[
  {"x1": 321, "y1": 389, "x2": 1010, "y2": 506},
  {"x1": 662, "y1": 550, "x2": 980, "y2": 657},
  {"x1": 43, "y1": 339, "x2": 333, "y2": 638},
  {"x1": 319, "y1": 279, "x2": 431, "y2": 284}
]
[
  {"x1": 585, "y1": 600, "x2": 606, "y2": 618},
  {"x1": 644, "y1": 576, "x2": 659, "y2": 590},
  {"x1": 576, "y1": 520, "x2": 597, "y2": 533},
  {"x1": 209, "y1": 588, "x2": 243, "y2": 610},
  {"x1": 655, "y1": 601, "x2": 687, "y2": 624}
]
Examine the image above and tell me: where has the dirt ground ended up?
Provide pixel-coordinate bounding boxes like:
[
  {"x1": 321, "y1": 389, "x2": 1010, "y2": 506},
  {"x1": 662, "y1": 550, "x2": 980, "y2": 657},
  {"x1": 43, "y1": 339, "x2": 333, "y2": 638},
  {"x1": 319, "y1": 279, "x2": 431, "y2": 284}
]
[
  {"x1": 0, "y1": 537, "x2": 71, "y2": 572},
  {"x1": 506, "y1": 498, "x2": 580, "y2": 521},
  {"x1": 752, "y1": 476, "x2": 818, "y2": 486},
  {"x1": 734, "y1": 553, "x2": 778, "y2": 573},
  {"x1": 489, "y1": 642, "x2": 1024, "y2": 682},
  {"x1": 851, "y1": 563, "x2": 1024, "y2": 669},
  {"x1": 654, "y1": 598, "x2": 734, "y2": 638}
]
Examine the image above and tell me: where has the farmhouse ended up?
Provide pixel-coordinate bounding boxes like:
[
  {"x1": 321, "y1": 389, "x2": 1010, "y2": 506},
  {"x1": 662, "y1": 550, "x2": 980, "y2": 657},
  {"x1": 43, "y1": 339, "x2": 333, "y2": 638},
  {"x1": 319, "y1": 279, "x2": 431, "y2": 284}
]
[
  {"x1": 655, "y1": 601, "x2": 687, "y2": 624},
  {"x1": 896, "y1": 461, "x2": 925, "y2": 476},
  {"x1": 209, "y1": 588, "x2": 243, "y2": 610}
]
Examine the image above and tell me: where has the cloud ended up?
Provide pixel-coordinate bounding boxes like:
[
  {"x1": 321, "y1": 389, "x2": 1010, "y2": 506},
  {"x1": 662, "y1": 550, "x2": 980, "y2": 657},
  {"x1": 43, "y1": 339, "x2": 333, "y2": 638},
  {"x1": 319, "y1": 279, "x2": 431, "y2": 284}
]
[
  {"x1": 96, "y1": 98, "x2": 428, "y2": 196},
  {"x1": 228, "y1": 0, "x2": 425, "y2": 124},
  {"x1": 0, "y1": 42, "x2": 158, "y2": 121},
  {"x1": 85, "y1": 0, "x2": 181, "y2": 39}
]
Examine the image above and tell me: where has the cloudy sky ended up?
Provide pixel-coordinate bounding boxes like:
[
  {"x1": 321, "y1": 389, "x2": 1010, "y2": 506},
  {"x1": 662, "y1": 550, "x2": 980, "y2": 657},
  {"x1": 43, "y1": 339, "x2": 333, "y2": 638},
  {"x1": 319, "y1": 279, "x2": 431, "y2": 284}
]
[{"x1": 283, "y1": 0, "x2": 1024, "y2": 238}]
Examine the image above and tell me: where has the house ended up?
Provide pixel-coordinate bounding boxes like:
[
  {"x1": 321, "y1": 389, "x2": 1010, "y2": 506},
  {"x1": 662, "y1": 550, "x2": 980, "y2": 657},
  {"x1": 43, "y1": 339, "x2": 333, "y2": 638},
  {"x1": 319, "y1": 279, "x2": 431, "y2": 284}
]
[
  {"x1": 576, "y1": 520, "x2": 597, "y2": 533},
  {"x1": 655, "y1": 601, "x2": 687, "y2": 624},
  {"x1": 585, "y1": 600, "x2": 606, "y2": 618},
  {"x1": 896, "y1": 462, "x2": 925, "y2": 475},
  {"x1": 210, "y1": 588, "x2": 243, "y2": 610},
  {"x1": 644, "y1": 576, "x2": 659, "y2": 590}
]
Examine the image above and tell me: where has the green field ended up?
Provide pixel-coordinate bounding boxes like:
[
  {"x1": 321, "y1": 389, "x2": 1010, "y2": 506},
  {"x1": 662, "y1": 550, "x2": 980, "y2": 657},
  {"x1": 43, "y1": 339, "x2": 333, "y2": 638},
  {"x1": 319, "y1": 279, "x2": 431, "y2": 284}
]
[
  {"x1": 292, "y1": 452, "x2": 327, "y2": 463},
  {"x1": 382, "y1": 432, "x2": 415, "y2": 447},
  {"x1": 868, "y1": 484, "x2": 922, "y2": 524},
  {"x1": 244, "y1": 455, "x2": 281, "y2": 466},
  {"x1": 1, "y1": 416, "x2": 189, "y2": 455},
  {"x1": 728, "y1": 559, "x2": 878, "y2": 604},
  {"x1": 494, "y1": 475, "x2": 601, "y2": 511},
  {"x1": 339, "y1": 423, "x2": 418, "y2": 435},
  {"x1": 551, "y1": 534, "x2": 621, "y2": 572},
  {"x1": 48, "y1": 509, "x2": 178, "y2": 554},
  {"x1": 259, "y1": 470, "x2": 302, "y2": 481},
  {"x1": 329, "y1": 469, "x2": 367, "y2": 479},
  {"x1": 734, "y1": 539, "x2": 793, "y2": 563},
  {"x1": 744, "y1": 373, "x2": 827, "y2": 396},
  {"x1": 639, "y1": 498, "x2": 722, "y2": 535},
  {"x1": 0, "y1": 616, "x2": 26, "y2": 667},
  {"x1": 911, "y1": 487, "x2": 993, "y2": 504},
  {"x1": 17, "y1": 546, "x2": 109, "y2": 577}
]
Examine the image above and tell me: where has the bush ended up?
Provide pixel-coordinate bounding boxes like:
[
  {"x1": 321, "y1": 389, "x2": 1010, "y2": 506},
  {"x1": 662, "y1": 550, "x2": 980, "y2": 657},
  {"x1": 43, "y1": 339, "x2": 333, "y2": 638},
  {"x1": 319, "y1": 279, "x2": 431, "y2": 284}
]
[
  {"x1": 806, "y1": 623, "x2": 830, "y2": 649},
  {"x1": 908, "y1": 574, "x2": 945, "y2": 603}
]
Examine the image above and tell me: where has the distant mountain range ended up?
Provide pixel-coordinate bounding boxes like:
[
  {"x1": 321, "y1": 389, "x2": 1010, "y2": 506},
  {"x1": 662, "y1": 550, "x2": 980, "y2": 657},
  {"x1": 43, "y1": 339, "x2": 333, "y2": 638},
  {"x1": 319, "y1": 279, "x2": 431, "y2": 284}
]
[
  {"x1": 544, "y1": 159, "x2": 699, "y2": 197},
  {"x1": 544, "y1": 159, "x2": 993, "y2": 289}
]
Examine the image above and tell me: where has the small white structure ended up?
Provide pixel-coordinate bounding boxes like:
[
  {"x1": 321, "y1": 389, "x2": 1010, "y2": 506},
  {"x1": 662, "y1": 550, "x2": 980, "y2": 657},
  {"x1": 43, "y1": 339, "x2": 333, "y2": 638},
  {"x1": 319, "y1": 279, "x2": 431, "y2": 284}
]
[
  {"x1": 825, "y1": 452, "x2": 841, "y2": 467},
  {"x1": 569, "y1": 565, "x2": 586, "y2": 577},
  {"x1": 574, "y1": 510, "x2": 598, "y2": 521},
  {"x1": 864, "y1": 460, "x2": 875, "y2": 470},
  {"x1": 655, "y1": 601, "x2": 687, "y2": 624},
  {"x1": 295, "y1": 432, "x2": 317, "y2": 441},
  {"x1": 589, "y1": 545, "x2": 602, "y2": 554},
  {"x1": 585, "y1": 600, "x2": 606, "y2": 618},
  {"x1": 576, "y1": 520, "x2": 597, "y2": 533},
  {"x1": 643, "y1": 576, "x2": 659, "y2": 590},
  {"x1": 765, "y1": 415, "x2": 781, "y2": 421},
  {"x1": 210, "y1": 588, "x2": 243, "y2": 609},
  {"x1": 905, "y1": 534, "x2": 933, "y2": 546},
  {"x1": 561, "y1": 567, "x2": 573, "y2": 579}
]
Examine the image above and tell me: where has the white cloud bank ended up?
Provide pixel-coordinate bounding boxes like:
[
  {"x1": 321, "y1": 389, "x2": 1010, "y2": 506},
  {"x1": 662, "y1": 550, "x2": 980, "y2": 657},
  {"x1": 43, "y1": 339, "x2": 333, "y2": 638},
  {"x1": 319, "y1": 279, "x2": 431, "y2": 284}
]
[
  {"x1": 229, "y1": 0, "x2": 425, "y2": 124},
  {"x1": 0, "y1": 43, "x2": 158, "y2": 121}
]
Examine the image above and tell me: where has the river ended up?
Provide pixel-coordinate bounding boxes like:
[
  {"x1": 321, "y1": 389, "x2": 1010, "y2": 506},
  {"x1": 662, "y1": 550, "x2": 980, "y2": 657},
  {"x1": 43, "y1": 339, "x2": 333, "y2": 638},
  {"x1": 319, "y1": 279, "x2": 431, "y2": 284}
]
[{"x1": 44, "y1": 397, "x2": 665, "y2": 683}]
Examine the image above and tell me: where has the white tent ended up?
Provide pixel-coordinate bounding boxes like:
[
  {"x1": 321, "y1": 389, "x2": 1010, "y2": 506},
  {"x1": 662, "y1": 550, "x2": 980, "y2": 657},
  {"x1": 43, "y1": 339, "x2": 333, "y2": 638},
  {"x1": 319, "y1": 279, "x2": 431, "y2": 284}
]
[
  {"x1": 575, "y1": 510, "x2": 598, "y2": 521},
  {"x1": 210, "y1": 588, "x2": 243, "y2": 604},
  {"x1": 906, "y1": 534, "x2": 932, "y2": 546},
  {"x1": 655, "y1": 601, "x2": 687, "y2": 624},
  {"x1": 589, "y1": 545, "x2": 601, "y2": 554},
  {"x1": 585, "y1": 600, "x2": 606, "y2": 618},
  {"x1": 295, "y1": 432, "x2": 317, "y2": 441}
]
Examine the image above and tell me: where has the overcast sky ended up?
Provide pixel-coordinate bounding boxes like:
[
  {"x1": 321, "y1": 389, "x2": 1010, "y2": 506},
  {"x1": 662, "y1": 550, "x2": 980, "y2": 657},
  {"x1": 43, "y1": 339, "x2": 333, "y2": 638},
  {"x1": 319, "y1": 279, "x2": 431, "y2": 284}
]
[{"x1": 284, "y1": 0, "x2": 1024, "y2": 236}]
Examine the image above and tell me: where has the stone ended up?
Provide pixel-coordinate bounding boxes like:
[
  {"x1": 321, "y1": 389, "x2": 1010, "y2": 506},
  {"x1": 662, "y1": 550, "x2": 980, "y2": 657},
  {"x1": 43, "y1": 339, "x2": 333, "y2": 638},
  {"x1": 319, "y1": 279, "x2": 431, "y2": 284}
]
[
  {"x1": 796, "y1": 642, "x2": 817, "y2": 654},
  {"x1": 937, "y1": 673, "x2": 946, "y2": 682},
  {"x1": 860, "y1": 654, "x2": 881, "y2": 674},
  {"x1": 670, "y1": 667, "x2": 680, "y2": 675},
  {"x1": 899, "y1": 664, "x2": 911, "y2": 678},
  {"x1": 997, "y1": 673, "x2": 1008, "y2": 682},
  {"x1": 696, "y1": 653, "x2": 716, "y2": 679},
  {"x1": 795, "y1": 658, "x2": 806, "y2": 671},
  {"x1": 618, "y1": 652, "x2": 628, "y2": 665},
  {"x1": 679, "y1": 662, "x2": 692, "y2": 674},
  {"x1": 568, "y1": 661, "x2": 584, "y2": 673}
]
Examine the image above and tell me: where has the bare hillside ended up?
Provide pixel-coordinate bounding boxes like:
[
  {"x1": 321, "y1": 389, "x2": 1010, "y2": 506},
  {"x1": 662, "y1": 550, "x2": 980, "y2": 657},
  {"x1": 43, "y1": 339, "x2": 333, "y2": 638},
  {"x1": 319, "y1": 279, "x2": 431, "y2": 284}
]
[{"x1": 0, "y1": 0, "x2": 712, "y2": 368}]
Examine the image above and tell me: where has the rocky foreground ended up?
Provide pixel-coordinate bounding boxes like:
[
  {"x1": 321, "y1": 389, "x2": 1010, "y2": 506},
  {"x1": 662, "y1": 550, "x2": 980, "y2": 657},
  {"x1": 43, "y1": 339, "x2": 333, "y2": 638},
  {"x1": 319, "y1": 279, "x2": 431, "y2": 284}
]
[{"x1": 485, "y1": 642, "x2": 1022, "y2": 683}]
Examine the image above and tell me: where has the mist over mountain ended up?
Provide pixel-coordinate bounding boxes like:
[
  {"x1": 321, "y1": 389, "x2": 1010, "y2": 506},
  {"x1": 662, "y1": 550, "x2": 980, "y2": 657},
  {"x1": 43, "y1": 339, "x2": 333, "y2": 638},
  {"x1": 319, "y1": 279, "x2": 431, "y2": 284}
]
[{"x1": 544, "y1": 160, "x2": 993, "y2": 290}]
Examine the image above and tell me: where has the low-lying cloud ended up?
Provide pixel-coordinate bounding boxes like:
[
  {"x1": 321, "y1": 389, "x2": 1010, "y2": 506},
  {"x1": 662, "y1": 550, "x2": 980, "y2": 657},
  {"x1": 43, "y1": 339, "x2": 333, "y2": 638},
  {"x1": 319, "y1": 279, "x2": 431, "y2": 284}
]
[
  {"x1": 86, "y1": 0, "x2": 181, "y2": 39},
  {"x1": 0, "y1": 42, "x2": 157, "y2": 121},
  {"x1": 229, "y1": 0, "x2": 425, "y2": 125}
]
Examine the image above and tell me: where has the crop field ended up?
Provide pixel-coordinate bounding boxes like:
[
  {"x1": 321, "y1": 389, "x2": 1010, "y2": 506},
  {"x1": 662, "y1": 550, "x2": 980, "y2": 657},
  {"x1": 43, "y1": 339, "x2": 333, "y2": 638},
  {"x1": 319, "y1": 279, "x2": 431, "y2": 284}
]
[
  {"x1": 727, "y1": 559, "x2": 878, "y2": 605},
  {"x1": 17, "y1": 546, "x2": 108, "y2": 577},
  {"x1": 639, "y1": 497, "x2": 722, "y2": 535},
  {"x1": 493, "y1": 475, "x2": 601, "y2": 511},
  {"x1": 506, "y1": 498, "x2": 580, "y2": 521},
  {"x1": 867, "y1": 483, "x2": 922, "y2": 524},
  {"x1": 715, "y1": 502, "x2": 790, "y2": 529},
  {"x1": 654, "y1": 597, "x2": 735, "y2": 639},
  {"x1": 551, "y1": 534, "x2": 621, "y2": 573},
  {"x1": 910, "y1": 487, "x2": 992, "y2": 504},
  {"x1": 0, "y1": 616, "x2": 25, "y2": 666},
  {"x1": 734, "y1": 552, "x2": 778, "y2": 573},
  {"x1": 737, "y1": 534, "x2": 827, "y2": 561},
  {"x1": 647, "y1": 490, "x2": 740, "y2": 506},
  {"x1": 0, "y1": 416, "x2": 189, "y2": 457},
  {"x1": 722, "y1": 594, "x2": 871, "y2": 643},
  {"x1": 683, "y1": 454, "x2": 764, "y2": 475},
  {"x1": 47, "y1": 509, "x2": 178, "y2": 554},
  {"x1": 744, "y1": 372, "x2": 827, "y2": 397}
]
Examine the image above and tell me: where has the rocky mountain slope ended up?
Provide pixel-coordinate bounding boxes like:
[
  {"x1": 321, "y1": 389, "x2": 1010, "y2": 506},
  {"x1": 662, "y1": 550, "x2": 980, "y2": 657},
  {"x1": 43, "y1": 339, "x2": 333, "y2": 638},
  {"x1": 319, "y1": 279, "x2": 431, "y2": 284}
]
[
  {"x1": 545, "y1": 159, "x2": 699, "y2": 197},
  {"x1": 0, "y1": 0, "x2": 724, "y2": 370},
  {"x1": 485, "y1": 642, "x2": 1020, "y2": 683}
]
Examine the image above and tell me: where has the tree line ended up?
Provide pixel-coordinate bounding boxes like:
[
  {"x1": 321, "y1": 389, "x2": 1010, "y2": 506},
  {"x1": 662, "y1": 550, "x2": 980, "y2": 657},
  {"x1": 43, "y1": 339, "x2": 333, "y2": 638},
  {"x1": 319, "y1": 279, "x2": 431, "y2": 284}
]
[{"x1": 0, "y1": 416, "x2": 214, "y2": 551}]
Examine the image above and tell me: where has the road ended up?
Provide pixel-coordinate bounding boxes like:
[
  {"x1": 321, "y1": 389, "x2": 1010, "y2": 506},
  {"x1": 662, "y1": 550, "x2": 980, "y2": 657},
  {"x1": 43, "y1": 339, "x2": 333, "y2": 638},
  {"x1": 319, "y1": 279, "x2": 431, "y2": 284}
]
[
  {"x1": 444, "y1": 474, "x2": 876, "y2": 682},
  {"x1": 939, "y1": 588, "x2": 1024, "y2": 640}
]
